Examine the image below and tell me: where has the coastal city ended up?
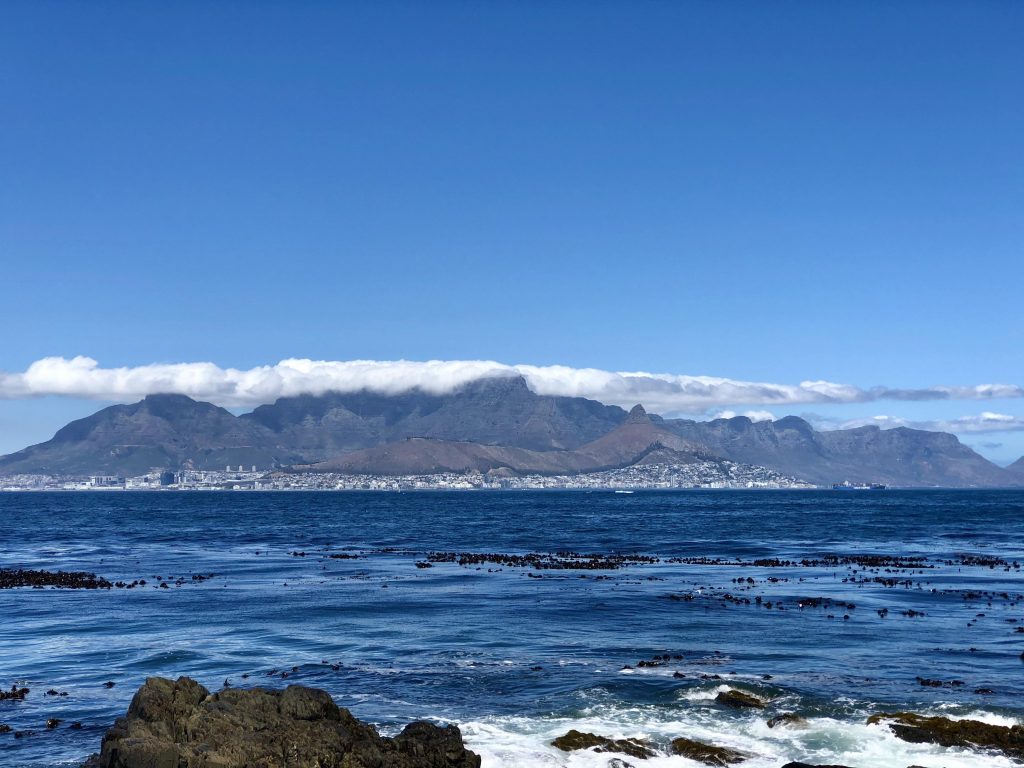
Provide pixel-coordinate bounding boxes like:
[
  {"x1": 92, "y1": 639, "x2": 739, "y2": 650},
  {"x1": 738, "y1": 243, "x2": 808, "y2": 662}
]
[{"x1": 0, "y1": 460, "x2": 813, "y2": 492}]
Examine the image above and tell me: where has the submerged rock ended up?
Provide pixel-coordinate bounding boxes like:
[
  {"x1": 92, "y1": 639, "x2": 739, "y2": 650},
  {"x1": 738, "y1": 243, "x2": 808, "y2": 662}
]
[
  {"x1": 670, "y1": 736, "x2": 746, "y2": 764},
  {"x1": 715, "y1": 689, "x2": 766, "y2": 709},
  {"x1": 1, "y1": 684, "x2": 29, "y2": 701},
  {"x1": 867, "y1": 712, "x2": 1024, "y2": 759},
  {"x1": 766, "y1": 713, "x2": 807, "y2": 728},
  {"x1": 83, "y1": 676, "x2": 481, "y2": 768},
  {"x1": 780, "y1": 763, "x2": 855, "y2": 768},
  {"x1": 551, "y1": 729, "x2": 656, "y2": 759}
]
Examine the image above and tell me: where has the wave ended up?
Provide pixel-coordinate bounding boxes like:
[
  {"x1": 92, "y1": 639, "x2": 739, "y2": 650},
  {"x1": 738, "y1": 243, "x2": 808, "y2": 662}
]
[{"x1": 459, "y1": 703, "x2": 1020, "y2": 767}]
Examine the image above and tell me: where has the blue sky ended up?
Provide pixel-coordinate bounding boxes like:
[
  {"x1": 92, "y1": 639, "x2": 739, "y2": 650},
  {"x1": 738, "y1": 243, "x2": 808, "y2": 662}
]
[{"x1": 1, "y1": 1, "x2": 1022, "y2": 463}]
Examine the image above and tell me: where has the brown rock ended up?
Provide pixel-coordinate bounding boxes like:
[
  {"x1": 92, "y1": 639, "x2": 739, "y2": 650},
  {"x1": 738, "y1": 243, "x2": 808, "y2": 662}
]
[
  {"x1": 670, "y1": 736, "x2": 746, "y2": 764},
  {"x1": 82, "y1": 676, "x2": 481, "y2": 768},
  {"x1": 867, "y1": 712, "x2": 1024, "y2": 759},
  {"x1": 551, "y1": 729, "x2": 656, "y2": 759},
  {"x1": 715, "y1": 689, "x2": 766, "y2": 709}
]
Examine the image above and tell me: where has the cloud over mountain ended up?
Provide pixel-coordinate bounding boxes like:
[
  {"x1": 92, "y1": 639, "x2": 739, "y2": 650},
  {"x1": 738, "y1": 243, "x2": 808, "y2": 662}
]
[{"x1": 0, "y1": 356, "x2": 1021, "y2": 413}]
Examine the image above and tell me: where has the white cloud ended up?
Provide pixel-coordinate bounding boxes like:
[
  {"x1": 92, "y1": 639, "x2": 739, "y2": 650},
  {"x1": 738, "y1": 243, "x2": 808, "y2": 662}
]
[
  {"x1": 713, "y1": 409, "x2": 775, "y2": 422},
  {"x1": 0, "y1": 356, "x2": 1021, "y2": 413},
  {"x1": 815, "y1": 412, "x2": 1024, "y2": 435}
]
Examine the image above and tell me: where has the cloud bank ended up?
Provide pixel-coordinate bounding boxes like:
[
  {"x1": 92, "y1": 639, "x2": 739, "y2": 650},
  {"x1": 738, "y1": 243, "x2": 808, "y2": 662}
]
[
  {"x1": 823, "y1": 412, "x2": 1024, "y2": 435},
  {"x1": 1, "y1": 356, "x2": 1022, "y2": 415}
]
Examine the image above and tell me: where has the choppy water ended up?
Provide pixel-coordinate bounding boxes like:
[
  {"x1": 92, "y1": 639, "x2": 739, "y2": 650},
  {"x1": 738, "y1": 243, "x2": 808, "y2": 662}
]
[{"x1": 1, "y1": 489, "x2": 1022, "y2": 767}]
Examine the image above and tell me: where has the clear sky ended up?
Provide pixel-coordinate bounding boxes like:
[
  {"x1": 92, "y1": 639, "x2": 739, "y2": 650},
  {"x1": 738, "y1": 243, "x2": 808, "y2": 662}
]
[{"x1": 1, "y1": 1, "x2": 1022, "y2": 463}]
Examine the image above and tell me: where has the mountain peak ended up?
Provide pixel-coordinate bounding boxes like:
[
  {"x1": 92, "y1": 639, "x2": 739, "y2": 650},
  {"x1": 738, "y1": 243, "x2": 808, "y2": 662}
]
[
  {"x1": 463, "y1": 374, "x2": 531, "y2": 393},
  {"x1": 627, "y1": 404, "x2": 650, "y2": 423},
  {"x1": 143, "y1": 393, "x2": 199, "y2": 405}
]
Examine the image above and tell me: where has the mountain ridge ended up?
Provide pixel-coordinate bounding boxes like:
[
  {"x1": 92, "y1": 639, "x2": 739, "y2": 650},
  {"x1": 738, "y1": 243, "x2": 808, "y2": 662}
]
[{"x1": 0, "y1": 377, "x2": 1018, "y2": 487}]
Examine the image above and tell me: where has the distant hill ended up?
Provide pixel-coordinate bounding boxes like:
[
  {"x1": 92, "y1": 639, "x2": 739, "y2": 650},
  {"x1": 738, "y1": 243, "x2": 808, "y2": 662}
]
[{"x1": 0, "y1": 376, "x2": 1018, "y2": 487}]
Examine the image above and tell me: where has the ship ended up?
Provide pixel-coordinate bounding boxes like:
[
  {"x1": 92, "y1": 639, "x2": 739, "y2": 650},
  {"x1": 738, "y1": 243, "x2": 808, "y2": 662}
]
[{"x1": 832, "y1": 481, "x2": 887, "y2": 490}]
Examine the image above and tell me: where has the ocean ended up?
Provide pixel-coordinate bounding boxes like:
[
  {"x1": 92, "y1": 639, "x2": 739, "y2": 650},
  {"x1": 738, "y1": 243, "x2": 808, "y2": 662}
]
[{"x1": 1, "y1": 489, "x2": 1022, "y2": 767}]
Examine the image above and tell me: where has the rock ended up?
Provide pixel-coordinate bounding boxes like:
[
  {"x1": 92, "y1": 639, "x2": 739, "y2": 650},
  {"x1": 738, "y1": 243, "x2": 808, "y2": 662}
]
[
  {"x1": 0, "y1": 684, "x2": 29, "y2": 701},
  {"x1": 83, "y1": 676, "x2": 481, "y2": 768},
  {"x1": 780, "y1": 764, "x2": 855, "y2": 768},
  {"x1": 866, "y1": 712, "x2": 1024, "y2": 759},
  {"x1": 551, "y1": 729, "x2": 656, "y2": 759},
  {"x1": 394, "y1": 720, "x2": 482, "y2": 764},
  {"x1": 607, "y1": 760, "x2": 637, "y2": 768},
  {"x1": 0, "y1": 723, "x2": 11, "y2": 733},
  {"x1": 670, "y1": 736, "x2": 746, "y2": 764},
  {"x1": 0, "y1": 568, "x2": 114, "y2": 590},
  {"x1": 715, "y1": 689, "x2": 766, "y2": 709},
  {"x1": 46, "y1": 718, "x2": 62, "y2": 729},
  {"x1": 767, "y1": 713, "x2": 807, "y2": 728}
]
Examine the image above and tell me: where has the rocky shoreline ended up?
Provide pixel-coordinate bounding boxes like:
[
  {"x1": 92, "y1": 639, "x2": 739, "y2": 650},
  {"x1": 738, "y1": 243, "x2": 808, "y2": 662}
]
[
  {"x1": 67, "y1": 678, "x2": 1024, "y2": 767},
  {"x1": 549, "y1": 689, "x2": 1024, "y2": 765}
]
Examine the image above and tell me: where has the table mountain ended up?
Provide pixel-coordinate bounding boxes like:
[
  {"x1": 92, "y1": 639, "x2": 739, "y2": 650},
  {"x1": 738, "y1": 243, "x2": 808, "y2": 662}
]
[
  {"x1": 241, "y1": 375, "x2": 626, "y2": 460},
  {"x1": 309, "y1": 404, "x2": 709, "y2": 475}
]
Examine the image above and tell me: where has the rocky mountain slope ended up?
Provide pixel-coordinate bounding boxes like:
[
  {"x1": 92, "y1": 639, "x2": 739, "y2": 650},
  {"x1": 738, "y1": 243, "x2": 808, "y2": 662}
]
[
  {"x1": 310, "y1": 405, "x2": 708, "y2": 475},
  {"x1": 663, "y1": 414, "x2": 1013, "y2": 487},
  {"x1": 0, "y1": 394, "x2": 284, "y2": 476}
]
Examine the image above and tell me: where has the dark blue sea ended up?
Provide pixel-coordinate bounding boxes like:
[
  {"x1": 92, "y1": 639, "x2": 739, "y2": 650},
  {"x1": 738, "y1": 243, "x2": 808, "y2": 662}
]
[{"x1": 1, "y1": 490, "x2": 1022, "y2": 767}]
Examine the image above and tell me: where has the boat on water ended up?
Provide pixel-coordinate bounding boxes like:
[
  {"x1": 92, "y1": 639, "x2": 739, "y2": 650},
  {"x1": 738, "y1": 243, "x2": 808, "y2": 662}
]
[{"x1": 832, "y1": 481, "x2": 887, "y2": 490}]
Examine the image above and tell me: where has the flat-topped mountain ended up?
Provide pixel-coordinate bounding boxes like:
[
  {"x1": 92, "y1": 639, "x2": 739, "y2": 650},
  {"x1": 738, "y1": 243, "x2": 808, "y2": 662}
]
[
  {"x1": 311, "y1": 403, "x2": 709, "y2": 475},
  {"x1": 0, "y1": 376, "x2": 1018, "y2": 487},
  {"x1": 241, "y1": 375, "x2": 626, "y2": 458}
]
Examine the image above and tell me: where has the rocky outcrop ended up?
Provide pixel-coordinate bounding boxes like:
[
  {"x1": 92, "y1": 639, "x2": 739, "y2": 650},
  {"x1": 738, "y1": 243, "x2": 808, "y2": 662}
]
[
  {"x1": 867, "y1": 712, "x2": 1024, "y2": 758},
  {"x1": 550, "y1": 730, "x2": 751, "y2": 764},
  {"x1": 670, "y1": 736, "x2": 746, "y2": 764},
  {"x1": 550, "y1": 730, "x2": 655, "y2": 759},
  {"x1": 715, "y1": 689, "x2": 766, "y2": 709},
  {"x1": 83, "y1": 676, "x2": 480, "y2": 768}
]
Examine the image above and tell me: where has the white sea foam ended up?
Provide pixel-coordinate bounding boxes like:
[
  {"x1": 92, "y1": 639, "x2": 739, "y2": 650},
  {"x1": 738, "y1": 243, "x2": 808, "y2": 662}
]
[{"x1": 459, "y1": 705, "x2": 1020, "y2": 767}]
